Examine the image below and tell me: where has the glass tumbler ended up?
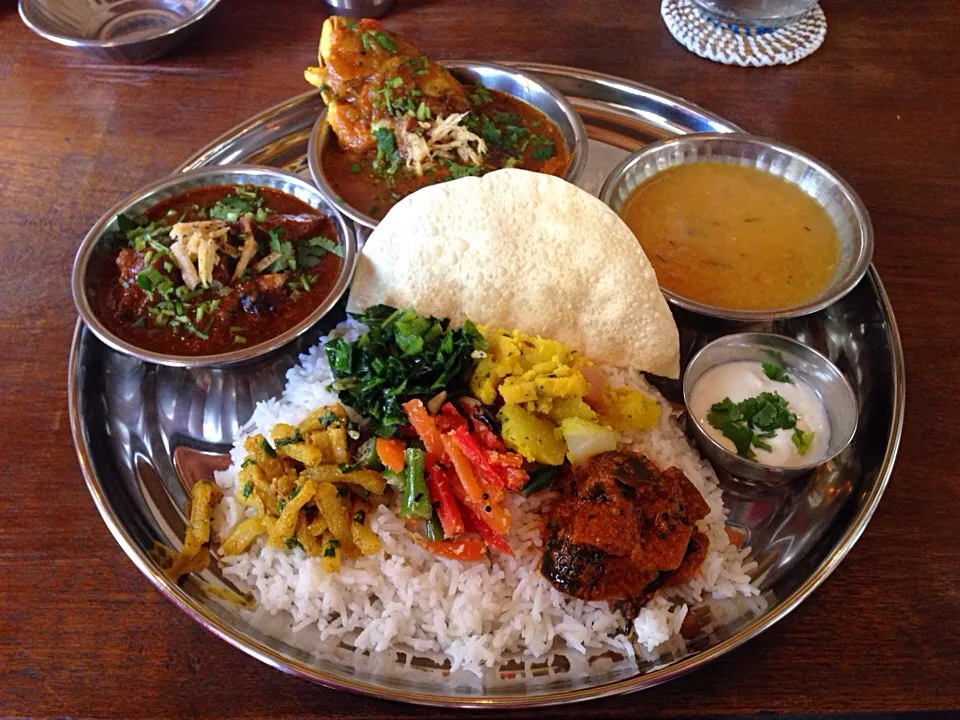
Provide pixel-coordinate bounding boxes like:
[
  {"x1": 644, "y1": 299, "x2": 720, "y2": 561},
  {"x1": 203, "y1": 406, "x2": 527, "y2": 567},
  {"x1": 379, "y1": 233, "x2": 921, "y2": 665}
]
[{"x1": 691, "y1": 0, "x2": 817, "y2": 28}]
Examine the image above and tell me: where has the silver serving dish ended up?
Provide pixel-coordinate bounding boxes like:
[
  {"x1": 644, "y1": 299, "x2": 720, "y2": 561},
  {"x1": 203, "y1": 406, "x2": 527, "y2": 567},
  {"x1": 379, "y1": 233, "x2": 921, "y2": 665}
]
[
  {"x1": 69, "y1": 64, "x2": 904, "y2": 707},
  {"x1": 71, "y1": 164, "x2": 356, "y2": 368},
  {"x1": 18, "y1": 0, "x2": 220, "y2": 62},
  {"x1": 683, "y1": 333, "x2": 858, "y2": 485},
  {"x1": 308, "y1": 61, "x2": 589, "y2": 229},
  {"x1": 599, "y1": 132, "x2": 874, "y2": 322}
]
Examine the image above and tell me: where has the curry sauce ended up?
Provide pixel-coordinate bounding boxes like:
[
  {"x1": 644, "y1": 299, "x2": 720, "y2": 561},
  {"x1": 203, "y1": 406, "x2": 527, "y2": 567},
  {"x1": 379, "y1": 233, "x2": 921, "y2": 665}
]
[
  {"x1": 619, "y1": 163, "x2": 840, "y2": 310},
  {"x1": 95, "y1": 185, "x2": 341, "y2": 356}
]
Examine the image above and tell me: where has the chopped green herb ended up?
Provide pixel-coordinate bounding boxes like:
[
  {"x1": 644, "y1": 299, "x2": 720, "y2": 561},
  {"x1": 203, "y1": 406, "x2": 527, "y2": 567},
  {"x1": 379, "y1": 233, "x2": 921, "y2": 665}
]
[
  {"x1": 268, "y1": 227, "x2": 296, "y2": 272},
  {"x1": 531, "y1": 139, "x2": 556, "y2": 161},
  {"x1": 350, "y1": 162, "x2": 361, "y2": 173},
  {"x1": 275, "y1": 429, "x2": 304, "y2": 447},
  {"x1": 761, "y1": 350, "x2": 793, "y2": 383},
  {"x1": 296, "y1": 235, "x2": 342, "y2": 268},
  {"x1": 360, "y1": 33, "x2": 372, "y2": 52},
  {"x1": 707, "y1": 392, "x2": 799, "y2": 460},
  {"x1": 241, "y1": 458, "x2": 257, "y2": 469},
  {"x1": 233, "y1": 336, "x2": 246, "y2": 344},
  {"x1": 445, "y1": 160, "x2": 483, "y2": 180},
  {"x1": 387, "y1": 75, "x2": 403, "y2": 88},
  {"x1": 260, "y1": 438, "x2": 277, "y2": 458},
  {"x1": 241, "y1": 481, "x2": 253, "y2": 498},
  {"x1": 131, "y1": 317, "x2": 147, "y2": 328},
  {"x1": 791, "y1": 428, "x2": 816, "y2": 455},
  {"x1": 353, "y1": 510, "x2": 366, "y2": 525},
  {"x1": 468, "y1": 84, "x2": 492, "y2": 106},
  {"x1": 322, "y1": 539, "x2": 341, "y2": 557}
]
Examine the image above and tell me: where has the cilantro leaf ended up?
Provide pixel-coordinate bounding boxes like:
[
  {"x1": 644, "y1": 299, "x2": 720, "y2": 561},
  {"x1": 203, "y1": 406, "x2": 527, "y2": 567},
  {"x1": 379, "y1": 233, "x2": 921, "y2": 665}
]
[
  {"x1": 268, "y1": 228, "x2": 296, "y2": 272},
  {"x1": 296, "y1": 235, "x2": 342, "y2": 268},
  {"x1": 792, "y1": 428, "x2": 815, "y2": 455},
  {"x1": 707, "y1": 391, "x2": 799, "y2": 460},
  {"x1": 761, "y1": 350, "x2": 793, "y2": 383},
  {"x1": 446, "y1": 160, "x2": 483, "y2": 180},
  {"x1": 531, "y1": 138, "x2": 556, "y2": 161}
]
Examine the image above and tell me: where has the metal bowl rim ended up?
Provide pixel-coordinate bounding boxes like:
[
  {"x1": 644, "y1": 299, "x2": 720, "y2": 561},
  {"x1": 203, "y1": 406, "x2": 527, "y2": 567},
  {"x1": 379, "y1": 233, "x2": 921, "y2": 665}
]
[
  {"x1": 599, "y1": 131, "x2": 875, "y2": 322},
  {"x1": 308, "y1": 59, "x2": 589, "y2": 230},
  {"x1": 18, "y1": 0, "x2": 222, "y2": 49},
  {"x1": 681, "y1": 331, "x2": 860, "y2": 475},
  {"x1": 66, "y1": 68, "x2": 904, "y2": 707},
  {"x1": 70, "y1": 163, "x2": 357, "y2": 368}
]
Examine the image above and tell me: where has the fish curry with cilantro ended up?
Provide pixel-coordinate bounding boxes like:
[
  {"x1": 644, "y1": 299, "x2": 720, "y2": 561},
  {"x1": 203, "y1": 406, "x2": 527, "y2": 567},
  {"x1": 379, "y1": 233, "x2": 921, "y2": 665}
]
[
  {"x1": 95, "y1": 184, "x2": 343, "y2": 356},
  {"x1": 306, "y1": 17, "x2": 570, "y2": 221}
]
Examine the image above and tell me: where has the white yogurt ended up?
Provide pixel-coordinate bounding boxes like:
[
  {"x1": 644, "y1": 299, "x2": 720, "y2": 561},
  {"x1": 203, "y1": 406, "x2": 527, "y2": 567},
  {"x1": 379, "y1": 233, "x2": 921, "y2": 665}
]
[{"x1": 688, "y1": 360, "x2": 830, "y2": 467}]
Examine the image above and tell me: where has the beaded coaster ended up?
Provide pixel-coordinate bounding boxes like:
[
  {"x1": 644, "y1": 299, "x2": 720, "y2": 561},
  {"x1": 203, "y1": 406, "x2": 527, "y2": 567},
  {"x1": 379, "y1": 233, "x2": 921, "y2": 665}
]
[{"x1": 661, "y1": 0, "x2": 827, "y2": 67}]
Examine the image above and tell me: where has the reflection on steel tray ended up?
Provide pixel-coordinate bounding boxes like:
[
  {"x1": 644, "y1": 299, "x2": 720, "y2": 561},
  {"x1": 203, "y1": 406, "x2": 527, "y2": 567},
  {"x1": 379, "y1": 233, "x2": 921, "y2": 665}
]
[{"x1": 68, "y1": 63, "x2": 904, "y2": 708}]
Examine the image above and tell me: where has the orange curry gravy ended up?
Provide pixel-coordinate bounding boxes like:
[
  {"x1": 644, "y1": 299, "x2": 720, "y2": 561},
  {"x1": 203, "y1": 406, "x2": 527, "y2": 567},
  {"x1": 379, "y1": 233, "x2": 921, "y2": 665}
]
[
  {"x1": 323, "y1": 87, "x2": 570, "y2": 221},
  {"x1": 95, "y1": 185, "x2": 341, "y2": 356}
]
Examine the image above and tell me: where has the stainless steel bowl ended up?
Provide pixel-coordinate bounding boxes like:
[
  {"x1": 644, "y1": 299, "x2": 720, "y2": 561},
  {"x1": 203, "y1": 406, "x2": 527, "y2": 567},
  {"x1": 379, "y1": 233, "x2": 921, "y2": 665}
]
[
  {"x1": 600, "y1": 132, "x2": 874, "y2": 321},
  {"x1": 18, "y1": 0, "x2": 221, "y2": 62},
  {"x1": 682, "y1": 332, "x2": 859, "y2": 485},
  {"x1": 72, "y1": 165, "x2": 357, "y2": 368},
  {"x1": 308, "y1": 61, "x2": 589, "y2": 229}
]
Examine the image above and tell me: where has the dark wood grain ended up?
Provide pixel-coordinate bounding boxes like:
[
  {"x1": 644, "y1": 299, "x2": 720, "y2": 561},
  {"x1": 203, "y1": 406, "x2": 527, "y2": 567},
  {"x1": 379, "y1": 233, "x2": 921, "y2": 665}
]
[{"x1": 2, "y1": 1, "x2": 959, "y2": 717}]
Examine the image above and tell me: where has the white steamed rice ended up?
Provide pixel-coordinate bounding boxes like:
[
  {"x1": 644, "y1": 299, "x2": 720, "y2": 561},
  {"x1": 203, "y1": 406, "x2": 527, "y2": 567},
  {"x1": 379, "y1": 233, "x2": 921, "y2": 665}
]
[{"x1": 212, "y1": 320, "x2": 760, "y2": 679}]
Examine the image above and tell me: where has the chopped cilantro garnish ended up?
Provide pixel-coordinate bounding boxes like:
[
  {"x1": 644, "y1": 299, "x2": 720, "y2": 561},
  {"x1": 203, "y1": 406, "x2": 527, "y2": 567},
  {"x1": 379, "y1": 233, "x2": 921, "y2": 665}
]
[
  {"x1": 531, "y1": 139, "x2": 556, "y2": 161},
  {"x1": 468, "y1": 84, "x2": 492, "y2": 106},
  {"x1": 268, "y1": 227, "x2": 296, "y2": 272},
  {"x1": 350, "y1": 162, "x2": 361, "y2": 173},
  {"x1": 792, "y1": 428, "x2": 816, "y2": 456},
  {"x1": 209, "y1": 186, "x2": 262, "y2": 222},
  {"x1": 445, "y1": 160, "x2": 483, "y2": 180},
  {"x1": 387, "y1": 76, "x2": 403, "y2": 88},
  {"x1": 241, "y1": 458, "x2": 257, "y2": 469},
  {"x1": 761, "y1": 350, "x2": 793, "y2": 383},
  {"x1": 131, "y1": 317, "x2": 146, "y2": 328},
  {"x1": 353, "y1": 510, "x2": 366, "y2": 525},
  {"x1": 322, "y1": 539, "x2": 341, "y2": 557},
  {"x1": 241, "y1": 481, "x2": 253, "y2": 498},
  {"x1": 296, "y1": 235, "x2": 342, "y2": 269},
  {"x1": 707, "y1": 392, "x2": 799, "y2": 460}
]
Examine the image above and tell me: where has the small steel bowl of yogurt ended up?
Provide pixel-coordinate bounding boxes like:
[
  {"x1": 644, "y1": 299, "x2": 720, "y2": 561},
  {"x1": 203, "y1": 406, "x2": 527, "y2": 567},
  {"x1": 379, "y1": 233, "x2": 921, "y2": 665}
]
[{"x1": 683, "y1": 333, "x2": 858, "y2": 484}]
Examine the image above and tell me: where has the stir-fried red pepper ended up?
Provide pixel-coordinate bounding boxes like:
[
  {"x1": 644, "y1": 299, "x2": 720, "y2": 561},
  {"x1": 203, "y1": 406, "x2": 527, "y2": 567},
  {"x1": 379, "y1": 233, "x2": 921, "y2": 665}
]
[{"x1": 425, "y1": 464, "x2": 465, "y2": 537}]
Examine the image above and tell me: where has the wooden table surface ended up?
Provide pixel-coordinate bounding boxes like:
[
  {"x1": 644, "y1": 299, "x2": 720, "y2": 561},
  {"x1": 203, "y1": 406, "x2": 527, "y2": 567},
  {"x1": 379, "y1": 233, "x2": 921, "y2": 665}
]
[{"x1": 3, "y1": 1, "x2": 959, "y2": 717}]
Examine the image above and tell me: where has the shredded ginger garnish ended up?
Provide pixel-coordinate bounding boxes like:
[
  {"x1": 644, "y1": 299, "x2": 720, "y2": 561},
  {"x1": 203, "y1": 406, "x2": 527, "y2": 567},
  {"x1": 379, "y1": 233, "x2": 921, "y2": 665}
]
[
  {"x1": 168, "y1": 220, "x2": 231, "y2": 289},
  {"x1": 398, "y1": 112, "x2": 486, "y2": 176}
]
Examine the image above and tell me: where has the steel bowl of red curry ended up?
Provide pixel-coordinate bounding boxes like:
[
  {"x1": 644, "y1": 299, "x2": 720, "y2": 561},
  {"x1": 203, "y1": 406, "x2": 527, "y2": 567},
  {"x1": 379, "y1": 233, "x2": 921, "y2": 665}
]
[
  {"x1": 308, "y1": 61, "x2": 588, "y2": 229},
  {"x1": 72, "y1": 165, "x2": 356, "y2": 367}
]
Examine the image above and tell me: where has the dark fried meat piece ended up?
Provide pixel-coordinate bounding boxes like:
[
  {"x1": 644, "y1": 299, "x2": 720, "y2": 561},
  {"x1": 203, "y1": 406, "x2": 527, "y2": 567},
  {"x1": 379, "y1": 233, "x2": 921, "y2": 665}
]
[{"x1": 541, "y1": 451, "x2": 710, "y2": 616}]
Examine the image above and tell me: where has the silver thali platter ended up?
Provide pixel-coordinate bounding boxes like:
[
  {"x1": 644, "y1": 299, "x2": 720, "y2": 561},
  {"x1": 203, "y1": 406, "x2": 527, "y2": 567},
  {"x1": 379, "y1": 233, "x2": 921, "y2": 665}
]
[{"x1": 68, "y1": 63, "x2": 904, "y2": 707}]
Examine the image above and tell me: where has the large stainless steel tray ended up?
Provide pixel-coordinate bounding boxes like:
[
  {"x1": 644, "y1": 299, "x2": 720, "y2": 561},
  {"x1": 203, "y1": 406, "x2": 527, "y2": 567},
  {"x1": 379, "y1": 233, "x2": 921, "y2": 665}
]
[{"x1": 68, "y1": 63, "x2": 904, "y2": 708}]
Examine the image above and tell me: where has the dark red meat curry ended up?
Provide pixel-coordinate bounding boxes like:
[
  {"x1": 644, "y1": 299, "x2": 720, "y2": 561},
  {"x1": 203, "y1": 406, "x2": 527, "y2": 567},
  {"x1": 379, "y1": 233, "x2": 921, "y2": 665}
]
[
  {"x1": 541, "y1": 451, "x2": 710, "y2": 618},
  {"x1": 95, "y1": 185, "x2": 342, "y2": 356}
]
